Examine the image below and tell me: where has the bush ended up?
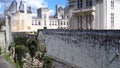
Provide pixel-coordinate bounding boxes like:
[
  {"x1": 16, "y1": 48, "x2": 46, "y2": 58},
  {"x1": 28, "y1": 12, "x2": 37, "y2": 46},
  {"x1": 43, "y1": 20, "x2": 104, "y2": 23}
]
[{"x1": 14, "y1": 36, "x2": 28, "y2": 45}]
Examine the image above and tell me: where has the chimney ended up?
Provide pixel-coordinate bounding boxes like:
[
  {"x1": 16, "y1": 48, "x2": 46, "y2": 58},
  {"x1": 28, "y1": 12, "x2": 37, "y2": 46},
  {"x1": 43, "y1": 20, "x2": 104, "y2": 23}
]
[
  {"x1": 56, "y1": 5, "x2": 58, "y2": 15},
  {"x1": 23, "y1": 0, "x2": 27, "y2": 13},
  {"x1": 17, "y1": 3, "x2": 19, "y2": 11},
  {"x1": 19, "y1": 1, "x2": 24, "y2": 11},
  {"x1": 29, "y1": 6, "x2": 31, "y2": 12}
]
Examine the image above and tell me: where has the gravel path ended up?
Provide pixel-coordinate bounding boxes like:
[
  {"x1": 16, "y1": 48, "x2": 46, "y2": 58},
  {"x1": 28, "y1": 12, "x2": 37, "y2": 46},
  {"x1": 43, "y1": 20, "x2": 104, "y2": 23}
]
[{"x1": 0, "y1": 55, "x2": 16, "y2": 68}]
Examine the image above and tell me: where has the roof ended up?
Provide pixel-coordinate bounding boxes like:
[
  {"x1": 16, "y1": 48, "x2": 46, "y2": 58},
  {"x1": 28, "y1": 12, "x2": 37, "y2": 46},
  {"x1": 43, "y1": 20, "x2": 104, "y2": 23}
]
[
  {"x1": 37, "y1": 8, "x2": 49, "y2": 11},
  {"x1": 8, "y1": 0, "x2": 17, "y2": 13}
]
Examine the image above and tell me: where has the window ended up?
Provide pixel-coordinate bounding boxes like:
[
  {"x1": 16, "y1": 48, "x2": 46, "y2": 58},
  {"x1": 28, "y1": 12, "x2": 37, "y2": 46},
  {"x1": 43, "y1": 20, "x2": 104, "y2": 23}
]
[
  {"x1": 49, "y1": 21, "x2": 51, "y2": 25},
  {"x1": 52, "y1": 21, "x2": 54, "y2": 25},
  {"x1": 78, "y1": 16, "x2": 82, "y2": 29},
  {"x1": 58, "y1": 22, "x2": 59, "y2": 25},
  {"x1": 77, "y1": 0, "x2": 82, "y2": 9},
  {"x1": 89, "y1": 0, "x2": 92, "y2": 7},
  {"x1": 32, "y1": 20, "x2": 34, "y2": 25},
  {"x1": 111, "y1": 13, "x2": 114, "y2": 29},
  {"x1": 86, "y1": 0, "x2": 89, "y2": 7},
  {"x1": 38, "y1": 21, "x2": 41, "y2": 25},
  {"x1": 35, "y1": 20, "x2": 37, "y2": 25},
  {"x1": 69, "y1": 0, "x2": 75, "y2": 8},
  {"x1": 44, "y1": 20, "x2": 46, "y2": 26},
  {"x1": 55, "y1": 21, "x2": 57, "y2": 25},
  {"x1": 86, "y1": 0, "x2": 92, "y2": 8},
  {"x1": 111, "y1": 0, "x2": 114, "y2": 9},
  {"x1": 64, "y1": 21, "x2": 66, "y2": 25},
  {"x1": 61, "y1": 21, "x2": 63, "y2": 25}
]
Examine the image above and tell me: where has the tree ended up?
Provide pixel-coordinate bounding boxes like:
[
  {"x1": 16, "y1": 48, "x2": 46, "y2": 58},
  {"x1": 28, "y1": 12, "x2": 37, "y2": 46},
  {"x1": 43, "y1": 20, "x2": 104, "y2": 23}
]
[
  {"x1": 15, "y1": 45, "x2": 28, "y2": 68},
  {"x1": 27, "y1": 38, "x2": 38, "y2": 58},
  {"x1": 14, "y1": 36, "x2": 28, "y2": 45},
  {"x1": 27, "y1": 38, "x2": 38, "y2": 67}
]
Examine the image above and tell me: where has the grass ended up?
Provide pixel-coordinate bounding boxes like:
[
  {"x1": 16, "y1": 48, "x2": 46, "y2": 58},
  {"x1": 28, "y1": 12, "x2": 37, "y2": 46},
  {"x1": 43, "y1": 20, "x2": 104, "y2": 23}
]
[{"x1": 3, "y1": 53, "x2": 21, "y2": 68}]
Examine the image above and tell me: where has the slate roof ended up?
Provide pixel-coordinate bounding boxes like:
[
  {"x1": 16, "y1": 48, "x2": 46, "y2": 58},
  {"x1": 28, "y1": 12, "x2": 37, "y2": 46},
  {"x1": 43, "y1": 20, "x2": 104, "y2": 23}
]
[
  {"x1": 8, "y1": 0, "x2": 17, "y2": 13},
  {"x1": 8, "y1": 0, "x2": 32, "y2": 14}
]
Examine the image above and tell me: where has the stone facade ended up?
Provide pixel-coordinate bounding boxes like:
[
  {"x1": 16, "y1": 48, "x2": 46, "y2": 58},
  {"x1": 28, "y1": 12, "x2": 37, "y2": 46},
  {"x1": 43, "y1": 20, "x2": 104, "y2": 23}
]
[
  {"x1": 8, "y1": 0, "x2": 69, "y2": 32},
  {"x1": 37, "y1": 30, "x2": 120, "y2": 68},
  {"x1": 68, "y1": 0, "x2": 120, "y2": 29}
]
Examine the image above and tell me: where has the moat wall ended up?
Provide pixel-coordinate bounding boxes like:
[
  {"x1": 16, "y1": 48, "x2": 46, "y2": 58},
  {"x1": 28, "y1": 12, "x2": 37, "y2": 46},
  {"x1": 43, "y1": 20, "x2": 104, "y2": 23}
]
[{"x1": 37, "y1": 30, "x2": 120, "y2": 68}]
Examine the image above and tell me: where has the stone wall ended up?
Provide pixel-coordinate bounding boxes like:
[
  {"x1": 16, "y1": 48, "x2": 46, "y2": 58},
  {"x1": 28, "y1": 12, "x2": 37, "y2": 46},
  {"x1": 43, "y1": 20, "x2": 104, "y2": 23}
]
[
  {"x1": 37, "y1": 30, "x2": 120, "y2": 68},
  {"x1": 0, "y1": 31, "x2": 6, "y2": 52}
]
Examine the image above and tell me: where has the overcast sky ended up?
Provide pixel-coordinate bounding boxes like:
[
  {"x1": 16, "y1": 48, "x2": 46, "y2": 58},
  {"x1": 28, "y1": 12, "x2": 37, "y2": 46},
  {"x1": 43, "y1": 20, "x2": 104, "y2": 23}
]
[{"x1": 0, "y1": 0, "x2": 67, "y2": 16}]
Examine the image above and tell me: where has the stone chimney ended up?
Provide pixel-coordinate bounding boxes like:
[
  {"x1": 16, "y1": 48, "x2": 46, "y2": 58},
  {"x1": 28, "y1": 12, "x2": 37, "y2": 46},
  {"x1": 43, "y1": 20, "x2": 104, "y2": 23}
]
[
  {"x1": 56, "y1": 5, "x2": 58, "y2": 16},
  {"x1": 17, "y1": 3, "x2": 19, "y2": 11},
  {"x1": 23, "y1": 0, "x2": 27, "y2": 13}
]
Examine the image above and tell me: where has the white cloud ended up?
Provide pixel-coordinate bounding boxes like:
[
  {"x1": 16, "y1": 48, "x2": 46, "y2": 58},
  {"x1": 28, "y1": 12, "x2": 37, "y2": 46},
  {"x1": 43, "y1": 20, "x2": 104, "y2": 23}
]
[
  {"x1": 32, "y1": 12, "x2": 37, "y2": 17},
  {"x1": 0, "y1": 4, "x2": 1, "y2": 8},
  {"x1": 0, "y1": 11, "x2": 3, "y2": 18},
  {"x1": 49, "y1": 9, "x2": 55, "y2": 16},
  {"x1": 17, "y1": 0, "x2": 48, "y2": 11},
  {"x1": 16, "y1": 0, "x2": 48, "y2": 17},
  {"x1": 27, "y1": 0, "x2": 48, "y2": 8},
  {"x1": 0, "y1": 0, "x2": 56, "y2": 17},
  {"x1": 0, "y1": 2, "x2": 4, "y2": 9}
]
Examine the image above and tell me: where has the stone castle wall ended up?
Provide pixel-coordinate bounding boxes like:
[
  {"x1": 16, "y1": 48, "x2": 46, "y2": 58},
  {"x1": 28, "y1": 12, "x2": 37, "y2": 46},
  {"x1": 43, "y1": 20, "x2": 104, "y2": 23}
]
[
  {"x1": 0, "y1": 31, "x2": 6, "y2": 52},
  {"x1": 37, "y1": 30, "x2": 120, "y2": 68}
]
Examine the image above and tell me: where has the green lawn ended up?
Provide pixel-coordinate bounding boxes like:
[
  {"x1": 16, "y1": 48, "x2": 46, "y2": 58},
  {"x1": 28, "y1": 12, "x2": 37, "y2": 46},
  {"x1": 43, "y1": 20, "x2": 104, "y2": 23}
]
[{"x1": 3, "y1": 53, "x2": 21, "y2": 68}]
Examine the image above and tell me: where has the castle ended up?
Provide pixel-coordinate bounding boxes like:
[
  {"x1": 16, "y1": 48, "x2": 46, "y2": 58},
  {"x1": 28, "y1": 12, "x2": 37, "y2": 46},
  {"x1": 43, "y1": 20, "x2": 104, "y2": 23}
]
[
  {"x1": 68, "y1": 0, "x2": 120, "y2": 29},
  {"x1": 8, "y1": 0, "x2": 120, "y2": 32},
  {"x1": 8, "y1": 0, "x2": 69, "y2": 32}
]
